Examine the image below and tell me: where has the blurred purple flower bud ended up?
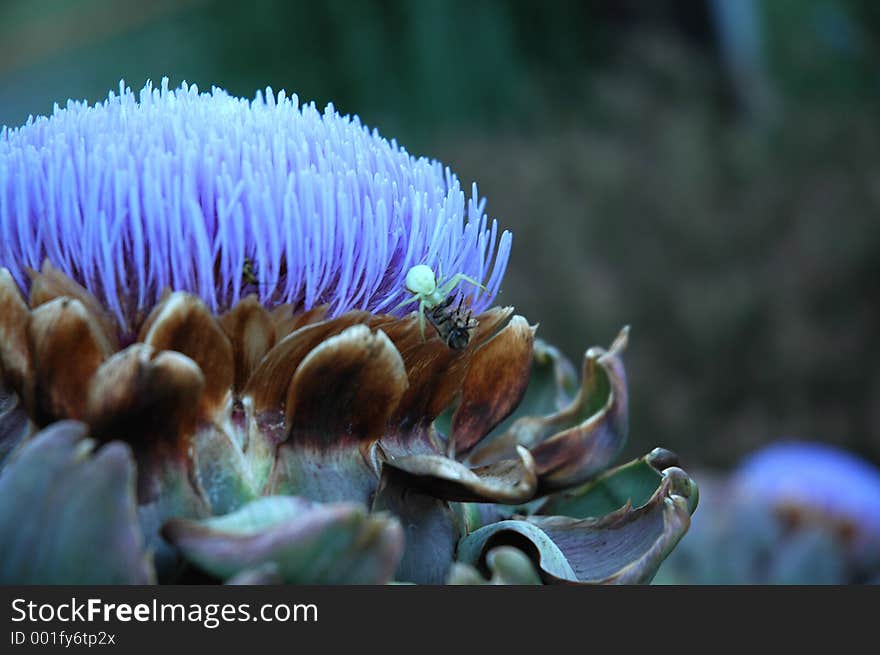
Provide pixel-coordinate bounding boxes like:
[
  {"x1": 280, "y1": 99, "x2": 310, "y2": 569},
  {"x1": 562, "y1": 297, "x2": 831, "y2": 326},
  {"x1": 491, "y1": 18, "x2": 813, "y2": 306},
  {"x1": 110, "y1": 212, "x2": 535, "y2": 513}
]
[{"x1": 732, "y1": 441, "x2": 880, "y2": 548}]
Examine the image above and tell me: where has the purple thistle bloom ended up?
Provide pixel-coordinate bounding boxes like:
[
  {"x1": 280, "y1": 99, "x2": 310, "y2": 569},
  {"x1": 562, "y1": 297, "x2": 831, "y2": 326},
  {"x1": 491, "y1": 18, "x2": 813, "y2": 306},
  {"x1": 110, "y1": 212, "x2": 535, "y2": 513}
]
[
  {"x1": 0, "y1": 78, "x2": 511, "y2": 332},
  {"x1": 732, "y1": 440, "x2": 880, "y2": 545}
]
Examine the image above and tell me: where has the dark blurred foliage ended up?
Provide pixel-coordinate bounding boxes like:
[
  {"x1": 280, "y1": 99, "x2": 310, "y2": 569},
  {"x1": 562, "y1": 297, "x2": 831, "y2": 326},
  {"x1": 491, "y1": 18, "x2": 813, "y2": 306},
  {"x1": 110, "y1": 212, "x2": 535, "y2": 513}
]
[
  {"x1": 1, "y1": 0, "x2": 878, "y2": 470},
  {"x1": 443, "y1": 35, "x2": 880, "y2": 469}
]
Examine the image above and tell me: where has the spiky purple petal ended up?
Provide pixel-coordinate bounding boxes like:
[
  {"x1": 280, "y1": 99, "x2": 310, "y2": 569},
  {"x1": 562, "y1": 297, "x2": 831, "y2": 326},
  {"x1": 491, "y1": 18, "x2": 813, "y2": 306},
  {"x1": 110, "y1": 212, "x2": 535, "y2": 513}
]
[{"x1": 0, "y1": 79, "x2": 511, "y2": 332}]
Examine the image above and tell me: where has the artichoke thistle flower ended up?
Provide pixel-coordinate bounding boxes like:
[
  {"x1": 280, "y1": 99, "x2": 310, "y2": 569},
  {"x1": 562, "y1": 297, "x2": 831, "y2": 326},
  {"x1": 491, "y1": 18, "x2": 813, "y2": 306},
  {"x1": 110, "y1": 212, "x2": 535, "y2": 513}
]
[
  {"x1": 734, "y1": 442, "x2": 880, "y2": 541},
  {"x1": 0, "y1": 79, "x2": 696, "y2": 585},
  {"x1": 657, "y1": 442, "x2": 880, "y2": 584}
]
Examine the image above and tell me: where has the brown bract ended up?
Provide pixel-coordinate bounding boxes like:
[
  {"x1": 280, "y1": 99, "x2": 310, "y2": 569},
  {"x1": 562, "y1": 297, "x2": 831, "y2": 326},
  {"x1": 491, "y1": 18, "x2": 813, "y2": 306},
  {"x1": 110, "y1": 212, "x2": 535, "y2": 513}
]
[
  {"x1": 139, "y1": 292, "x2": 234, "y2": 420},
  {"x1": 0, "y1": 262, "x2": 630, "y2": 510},
  {"x1": 0, "y1": 269, "x2": 33, "y2": 410},
  {"x1": 28, "y1": 260, "x2": 119, "y2": 349},
  {"x1": 219, "y1": 295, "x2": 276, "y2": 393},
  {"x1": 30, "y1": 297, "x2": 113, "y2": 423},
  {"x1": 86, "y1": 345, "x2": 205, "y2": 450},
  {"x1": 467, "y1": 327, "x2": 630, "y2": 495},
  {"x1": 452, "y1": 315, "x2": 535, "y2": 456},
  {"x1": 285, "y1": 326, "x2": 408, "y2": 448}
]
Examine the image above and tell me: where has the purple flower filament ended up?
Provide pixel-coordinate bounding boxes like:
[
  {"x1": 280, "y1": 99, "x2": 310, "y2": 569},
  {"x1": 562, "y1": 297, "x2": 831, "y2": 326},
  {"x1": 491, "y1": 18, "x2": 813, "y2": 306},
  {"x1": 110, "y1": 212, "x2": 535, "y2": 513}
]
[{"x1": 0, "y1": 78, "x2": 511, "y2": 333}]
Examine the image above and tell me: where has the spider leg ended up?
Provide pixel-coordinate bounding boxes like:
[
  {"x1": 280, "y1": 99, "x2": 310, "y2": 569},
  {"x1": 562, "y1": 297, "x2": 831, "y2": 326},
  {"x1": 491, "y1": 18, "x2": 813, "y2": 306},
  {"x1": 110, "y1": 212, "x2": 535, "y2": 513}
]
[
  {"x1": 418, "y1": 299, "x2": 427, "y2": 341},
  {"x1": 390, "y1": 293, "x2": 419, "y2": 314},
  {"x1": 457, "y1": 274, "x2": 488, "y2": 291},
  {"x1": 436, "y1": 273, "x2": 487, "y2": 298},
  {"x1": 434, "y1": 274, "x2": 461, "y2": 298}
]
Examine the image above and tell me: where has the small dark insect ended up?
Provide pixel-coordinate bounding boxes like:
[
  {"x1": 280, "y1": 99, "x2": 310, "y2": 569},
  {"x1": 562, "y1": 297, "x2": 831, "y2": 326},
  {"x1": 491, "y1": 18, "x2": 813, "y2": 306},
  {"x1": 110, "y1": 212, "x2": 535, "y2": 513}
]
[
  {"x1": 242, "y1": 256, "x2": 259, "y2": 286},
  {"x1": 241, "y1": 257, "x2": 280, "y2": 290},
  {"x1": 426, "y1": 294, "x2": 478, "y2": 350}
]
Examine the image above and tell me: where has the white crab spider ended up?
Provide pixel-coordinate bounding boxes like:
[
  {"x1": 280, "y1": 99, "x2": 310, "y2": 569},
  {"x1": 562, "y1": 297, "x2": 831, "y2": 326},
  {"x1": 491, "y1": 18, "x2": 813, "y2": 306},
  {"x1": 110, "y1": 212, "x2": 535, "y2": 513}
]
[{"x1": 392, "y1": 264, "x2": 486, "y2": 340}]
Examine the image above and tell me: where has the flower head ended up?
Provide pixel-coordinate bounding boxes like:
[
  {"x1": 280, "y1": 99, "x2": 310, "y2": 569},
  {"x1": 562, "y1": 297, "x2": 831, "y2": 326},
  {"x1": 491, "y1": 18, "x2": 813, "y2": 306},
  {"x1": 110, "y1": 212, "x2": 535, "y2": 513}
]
[
  {"x1": 0, "y1": 78, "x2": 510, "y2": 335},
  {"x1": 655, "y1": 441, "x2": 880, "y2": 584},
  {"x1": 0, "y1": 79, "x2": 695, "y2": 586},
  {"x1": 732, "y1": 441, "x2": 880, "y2": 547}
]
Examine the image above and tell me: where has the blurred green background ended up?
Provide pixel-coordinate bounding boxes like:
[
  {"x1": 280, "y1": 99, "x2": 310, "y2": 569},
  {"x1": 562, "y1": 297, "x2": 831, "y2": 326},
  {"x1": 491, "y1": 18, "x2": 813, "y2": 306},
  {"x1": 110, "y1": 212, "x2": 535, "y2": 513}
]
[{"x1": 1, "y1": 1, "x2": 878, "y2": 482}]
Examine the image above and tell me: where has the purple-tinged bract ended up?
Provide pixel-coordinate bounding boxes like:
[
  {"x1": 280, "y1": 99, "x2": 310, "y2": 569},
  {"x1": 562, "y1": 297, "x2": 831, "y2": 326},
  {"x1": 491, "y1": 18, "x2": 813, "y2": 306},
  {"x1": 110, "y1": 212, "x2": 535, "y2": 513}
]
[{"x1": 0, "y1": 78, "x2": 511, "y2": 332}]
